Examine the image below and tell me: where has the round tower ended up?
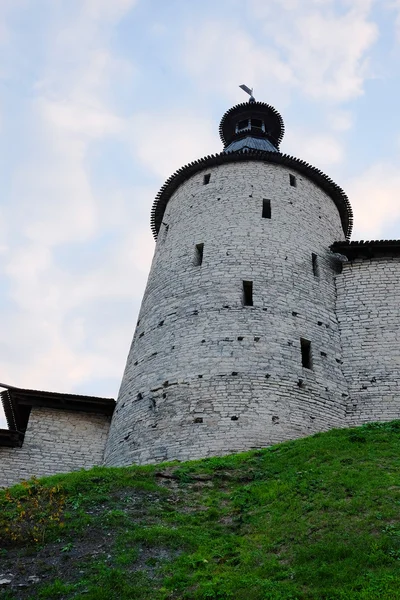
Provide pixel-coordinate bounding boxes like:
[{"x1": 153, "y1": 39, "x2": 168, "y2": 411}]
[{"x1": 104, "y1": 97, "x2": 353, "y2": 467}]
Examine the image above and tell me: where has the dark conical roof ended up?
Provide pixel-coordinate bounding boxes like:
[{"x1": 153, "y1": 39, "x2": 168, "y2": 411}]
[
  {"x1": 219, "y1": 100, "x2": 285, "y2": 151},
  {"x1": 149, "y1": 99, "x2": 353, "y2": 241}
]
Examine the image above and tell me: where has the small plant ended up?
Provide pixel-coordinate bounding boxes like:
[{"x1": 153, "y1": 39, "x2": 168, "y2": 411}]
[
  {"x1": 61, "y1": 542, "x2": 74, "y2": 553},
  {"x1": 0, "y1": 477, "x2": 66, "y2": 545}
]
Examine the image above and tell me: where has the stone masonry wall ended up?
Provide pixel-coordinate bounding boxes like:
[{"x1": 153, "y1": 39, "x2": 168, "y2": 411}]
[
  {"x1": 105, "y1": 161, "x2": 349, "y2": 467},
  {"x1": 0, "y1": 407, "x2": 111, "y2": 488},
  {"x1": 336, "y1": 258, "x2": 400, "y2": 425}
]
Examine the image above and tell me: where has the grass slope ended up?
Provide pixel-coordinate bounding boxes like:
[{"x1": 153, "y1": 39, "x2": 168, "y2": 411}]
[{"x1": 1, "y1": 422, "x2": 400, "y2": 599}]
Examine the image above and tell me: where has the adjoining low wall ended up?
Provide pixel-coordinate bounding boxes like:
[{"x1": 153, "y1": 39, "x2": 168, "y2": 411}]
[
  {"x1": 0, "y1": 407, "x2": 111, "y2": 488},
  {"x1": 336, "y1": 257, "x2": 400, "y2": 426}
]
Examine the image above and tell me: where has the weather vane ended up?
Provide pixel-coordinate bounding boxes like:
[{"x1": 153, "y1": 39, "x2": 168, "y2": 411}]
[{"x1": 239, "y1": 84, "x2": 255, "y2": 102}]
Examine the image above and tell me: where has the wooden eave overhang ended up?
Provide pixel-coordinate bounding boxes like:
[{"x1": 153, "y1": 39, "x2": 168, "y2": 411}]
[
  {"x1": 150, "y1": 150, "x2": 353, "y2": 240},
  {"x1": 0, "y1": 428, "x2": 24, "y2": 448},
  {"x1": 331, "y1": 240, "x2": 400, "y2": 260},
  {"x1": 0, "y1": 383, "x2": 115, "y2": 439}
]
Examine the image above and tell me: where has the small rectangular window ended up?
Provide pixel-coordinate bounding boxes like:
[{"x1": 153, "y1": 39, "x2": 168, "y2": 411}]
[
  {"x1": 237, "y1": 118, "x2": 249, "y2": 131},
  {"x1": 262, "y1": 199, "x2": 271, "y2": 219},
  {"x1": 243, "y1": 281, "x2": 253, "y2": 306},
  {"x1": 300, "y1": 338, "x2": 312, "y2": 370},
  {"x1": 251, "y1": 118, "x2": 263, "y2": 129},
  {"x1": 161, "y1": 222, "x2": 169, "y2": 242},
  {"x1": 289, "y1": 174, "x2": 297, "y2": 187},
  {"x1": 203, "y1": 173, "x2": 211, "y2": 185},
  {"x1": 312, "y1": 253, "x2": 319, "y2": 277},
  {"x1": 194, "y1": 243, "x2": 204, "y2": 266}
]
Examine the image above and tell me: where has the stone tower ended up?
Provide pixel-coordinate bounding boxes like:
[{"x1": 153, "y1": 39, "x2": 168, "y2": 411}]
[{"x1": 104, "y1": 97, "x2": 354, "y2": 467}]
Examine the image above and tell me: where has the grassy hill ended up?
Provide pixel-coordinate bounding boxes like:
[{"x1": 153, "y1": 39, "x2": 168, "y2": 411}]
[{"x1": 2, "y1": 422, "x2": 400, "y2": 600}]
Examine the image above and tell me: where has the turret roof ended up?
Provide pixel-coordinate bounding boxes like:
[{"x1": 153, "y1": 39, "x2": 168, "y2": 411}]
[
  {"x1": 150, "y1": 99, "x2": 353, "y2": 240},
  {"x1": 219, "y1": 100, "x2": 285, "y2": 149}
]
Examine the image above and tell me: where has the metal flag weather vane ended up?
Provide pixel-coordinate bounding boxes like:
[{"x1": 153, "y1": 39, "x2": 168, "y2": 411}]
[{"x1": 239, "y1": 84, "x2": 255, "y2": 102}]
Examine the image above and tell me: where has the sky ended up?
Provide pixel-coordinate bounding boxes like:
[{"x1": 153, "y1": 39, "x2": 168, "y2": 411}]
[{"x1": 1, "y1": 0, "x2": 400, "y2": 428}]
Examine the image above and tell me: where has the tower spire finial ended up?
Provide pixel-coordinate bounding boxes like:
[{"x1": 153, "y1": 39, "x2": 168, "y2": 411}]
[{"x1": 239, "y1": 84, "x2": 255, "y2": 103}]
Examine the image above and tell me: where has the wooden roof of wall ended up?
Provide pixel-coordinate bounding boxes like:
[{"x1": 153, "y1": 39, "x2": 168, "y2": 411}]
[{"x1": 0, "y1": 383, "x2": 115, "y2": 441}]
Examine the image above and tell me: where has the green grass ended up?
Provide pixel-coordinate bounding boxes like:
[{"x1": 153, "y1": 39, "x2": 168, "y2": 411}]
[{"x1": 2, "y1": 422, "x2": 400, "y2": 599}]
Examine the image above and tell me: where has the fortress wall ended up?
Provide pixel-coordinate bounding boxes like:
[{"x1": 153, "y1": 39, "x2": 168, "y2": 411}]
[
  {"x1": 0, "y1": 408, "x2": 111, "y2": 488},
  {"x1": 105, "y1": 161, "x2": 349, "y2": 466},
  {"x1": 336, "y1": 257, "x2": 400, "y2": 426}
]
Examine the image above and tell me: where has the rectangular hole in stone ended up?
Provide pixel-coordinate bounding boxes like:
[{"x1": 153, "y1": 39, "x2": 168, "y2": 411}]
[
  {"x1": 312, "y1": 253, "x2": 319, "y2": 277},
  {"x1": 289, "y1": 174, "x2": 297, "y2": 187},
  {"x1": 262, "y1": 199, "x2": 271, "y2": 219},
  {"x1": 243, "y1": 280, "x2": 253, "y2": 306},
  {"x1": 203, "y1": 173, "x2": 211, "y2": 185},
  {"x1": 300, "y1": 338, "x2": 312, "y2": 370},
  {"x1": 251, "y1": 118, "x2": 263, "y2": 129},
  {"x1": 194, "y1": 243, "x2": 204, "y2": 266},
  {"x1": 160, "y1": 222, "x2": 169, "y2": 243},
  {"x1": 237, "y1": 118, "x2": 249, "y2": 131}
]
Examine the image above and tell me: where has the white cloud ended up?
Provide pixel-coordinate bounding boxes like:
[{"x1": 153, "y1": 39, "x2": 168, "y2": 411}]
[
  {"x1": 183, "y1": 23, "x2": 295, "y2": 103},
  {"x1": 82, "y1": 0, "x2": 137, "y2": 21},
  {"x1": 126, "y1": 111, "x2": 220, "y2": 179},
  {"x1": 40, "y1": 96, "x2": 122, "y2": 138},
  {"x1": 0, "y1": 0, "x2": 140, "y2": 419},
  {"x1": 184, "y1": 1, "x2": 377, "y2": 105},
  {"x1": 388, "y1": 0, "x2": 400, "y2": 40},
  {"x1": 0, "y1": 190, "x2": 154, "y2": 429},
  {"x1": 328, "y1": 110, "x2": 353, "y2": 132},
  {"x1": 284, "y1": 128, "x2": 345, "y2": 167},
  {"x1": 252, "y1": 0, "x2": 378, "y2": 102},
  {"x1": 346, "y1": 162, "x2": 400, "y2": 238}
]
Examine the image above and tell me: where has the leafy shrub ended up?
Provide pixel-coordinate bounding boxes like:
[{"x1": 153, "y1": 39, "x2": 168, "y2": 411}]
[{"x1": 0, "y1": 477, "x2": 65, "y2": 545}]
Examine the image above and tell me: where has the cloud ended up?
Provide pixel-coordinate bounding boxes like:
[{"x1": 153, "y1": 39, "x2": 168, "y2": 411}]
[
  {"x1": 388, "y1": 0, "x2": 400, "y2": 41},
  {"x1": 40, "y1": 95, "x2": 122, "y2": 139},
  {"x1": 346, "y1": 162, "x2": 400, "y2": 238},
  {"x1": 184, "y1": 0, "x2": 377, "y2": 104},
  {"x1": 126, "y1": 111, "x2": 220, "y2": 179},
  {"x1": 253, "y1": 0, "x2": 378, "y2": 102},
  {"x1": 328, "y1": 110, "x2": 353, "y2": 132},
  {"x1": 82, "y1": 0, "x2": 137, "y2": 21},
  {"x1": 183, "y1": 23, "x2": 295, "y2": 103},
  {"x1": 284, "y1": 128, "x2": 345, "y2": 167},
  {"x1": 0, "y1": 0, "x2": 140, "y2": 422}
]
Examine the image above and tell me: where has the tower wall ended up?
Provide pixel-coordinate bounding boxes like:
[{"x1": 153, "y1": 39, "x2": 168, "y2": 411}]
[
  {"x1": 105, "y1": 161, "x2": 349, "y2": 466},
  {"x1": 336, "y1": 258, "x2": 400, "y2": 425}
]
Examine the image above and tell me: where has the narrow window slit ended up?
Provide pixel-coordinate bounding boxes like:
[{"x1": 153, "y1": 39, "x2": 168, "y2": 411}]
[
  {"x1": 251, "y1": 118, "x2": 263, "y2": 130},
  {"x1": 203, "y1": 173, "x2": 211, "y2": 185},
  {"x1": 312, "y1": 253, "x2": 319, "y2": 277},
  {"x1": 243, "y1": 281, "x2": 253, "y2": 306},
  {"x1": 237, "y1": 118, "x2": 249, "y2": 131},
  {"x1": 262, "y1": 199, "x2": 271, "y2": 219},
  {"x1": 289, "y1": 174, "x2": 297, "y2": 187},
  {"x1": 161, "y1": 222, "x2": 169, "y2": 242},
  {"x1": 300, "y1": 338, "x2": 312, "y2": 370},
  {"x1": 194, "y1": 243, "x2": 204, "y2": 266}
]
